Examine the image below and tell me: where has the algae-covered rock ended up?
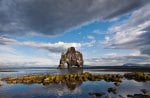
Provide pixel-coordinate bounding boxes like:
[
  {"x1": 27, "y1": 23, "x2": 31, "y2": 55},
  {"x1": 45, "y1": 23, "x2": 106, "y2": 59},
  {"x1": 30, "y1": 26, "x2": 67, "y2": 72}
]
[
  {"x1": 43, "y1": 75, "x2": 56, "y2": 84},
  {"x1": 54, "y1": 75, "x2": 64, "y2": 83},
  {"x1": 1, "y1": 72, "x2": 150, "y2": 85},
  {"x1": 76, "y1": 74, "x2": 83, "y2": 81},
  {"x1": 0, "y1": 72, "x2": 123, "y2": 84},
  {"x1": 124, "y1": 72, "x2": 150, "y2": 81}
]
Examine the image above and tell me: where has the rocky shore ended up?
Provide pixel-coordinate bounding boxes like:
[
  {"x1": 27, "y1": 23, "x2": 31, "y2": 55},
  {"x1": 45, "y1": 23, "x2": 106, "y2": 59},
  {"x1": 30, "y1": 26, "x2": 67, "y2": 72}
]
[{"x1": 1, "y1": 72, "x2": 150, "y2": 85}]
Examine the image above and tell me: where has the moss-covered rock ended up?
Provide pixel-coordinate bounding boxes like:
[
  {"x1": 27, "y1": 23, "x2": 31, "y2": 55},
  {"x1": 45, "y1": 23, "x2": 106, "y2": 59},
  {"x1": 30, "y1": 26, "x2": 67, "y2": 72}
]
[
  {"x1": 1, "y1": 72, "x2": 150, "y2": 85},
  {"x1": 124, "y1": 72, "x2": 150, "y2": 81}
]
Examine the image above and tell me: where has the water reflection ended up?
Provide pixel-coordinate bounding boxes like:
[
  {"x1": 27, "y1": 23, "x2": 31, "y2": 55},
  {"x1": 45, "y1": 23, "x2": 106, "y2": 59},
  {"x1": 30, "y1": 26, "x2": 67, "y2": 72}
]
[
  {"x1": 66, "y1": 81, "x2": 82, "y2": 91},
  {"x1": 59, "y1": 68, "x2": 83, "y2": 74},
  {"x1": 0, "y1": 69, "x2": 150, "y2": 98},
  {"x1": 42, "y1": 81, "x2": 83, "y2": 95},
  {"x1": 0, "y1": 68, "x2": 127, "y2": 78},
  {"x1": 0, "y1": 79, "x2": 150, "y2": 98}
]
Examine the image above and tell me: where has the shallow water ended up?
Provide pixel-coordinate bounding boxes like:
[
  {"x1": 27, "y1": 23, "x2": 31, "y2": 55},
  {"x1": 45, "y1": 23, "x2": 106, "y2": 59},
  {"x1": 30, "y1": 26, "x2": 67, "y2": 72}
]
[
  {"x1": 0, "y1": 68, "x2": 127, "y2": 78},
  {"x1": 0, "y1": 68, "x2": 150, "y2": 98}
]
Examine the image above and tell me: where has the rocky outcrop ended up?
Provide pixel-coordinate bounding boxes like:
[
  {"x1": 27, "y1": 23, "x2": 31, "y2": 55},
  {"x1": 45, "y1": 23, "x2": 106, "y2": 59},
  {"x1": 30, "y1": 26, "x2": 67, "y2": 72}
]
[
  {"x1": 58, "y1": 47, "x2": 83, "y2": 69},
  {"x1": 1, "y1": 72, "x2": 124, "y2": 84},
  {"x1": 1, "y1": 72, "x2": 150, "y2": 85}
]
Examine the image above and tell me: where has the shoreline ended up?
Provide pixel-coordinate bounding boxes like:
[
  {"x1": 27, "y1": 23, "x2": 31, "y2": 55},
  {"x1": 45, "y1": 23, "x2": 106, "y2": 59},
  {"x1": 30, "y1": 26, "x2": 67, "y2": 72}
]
[{"x1": 0, "y1": 66, "x2": 150, "y2": 72}]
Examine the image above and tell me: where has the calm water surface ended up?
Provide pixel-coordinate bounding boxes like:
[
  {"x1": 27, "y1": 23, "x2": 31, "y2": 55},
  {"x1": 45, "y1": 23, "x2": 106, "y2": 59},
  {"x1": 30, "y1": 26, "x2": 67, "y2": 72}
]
[{"x1": 0, "y1": 68, "x2": 150, "y2": 98}]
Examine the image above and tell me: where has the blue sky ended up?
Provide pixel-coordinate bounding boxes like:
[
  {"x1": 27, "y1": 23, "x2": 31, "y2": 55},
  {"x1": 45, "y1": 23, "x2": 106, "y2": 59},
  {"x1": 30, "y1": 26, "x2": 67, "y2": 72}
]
[{"x1": 0, "y1": 0, "x2": 150, "y2": 67}]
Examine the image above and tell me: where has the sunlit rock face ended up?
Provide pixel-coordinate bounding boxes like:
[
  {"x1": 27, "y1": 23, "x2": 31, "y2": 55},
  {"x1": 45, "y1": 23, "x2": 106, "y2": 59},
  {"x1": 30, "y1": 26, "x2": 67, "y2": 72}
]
[{"x1": 58, "y1": 47, "x2": 83, "y2": 69}]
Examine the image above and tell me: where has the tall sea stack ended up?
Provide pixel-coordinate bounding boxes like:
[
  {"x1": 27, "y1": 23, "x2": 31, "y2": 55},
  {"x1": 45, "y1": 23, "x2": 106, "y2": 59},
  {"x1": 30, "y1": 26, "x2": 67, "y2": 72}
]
[{"x1": 58, "y1": 47, "x2": 83, "y2": 69}]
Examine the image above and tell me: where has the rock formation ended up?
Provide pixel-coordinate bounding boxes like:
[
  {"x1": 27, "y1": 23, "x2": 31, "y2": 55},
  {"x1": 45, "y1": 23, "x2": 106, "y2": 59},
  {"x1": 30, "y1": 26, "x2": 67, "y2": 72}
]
[{"x1": 58, "y1": 47, "x2": 83, "y2": 69}]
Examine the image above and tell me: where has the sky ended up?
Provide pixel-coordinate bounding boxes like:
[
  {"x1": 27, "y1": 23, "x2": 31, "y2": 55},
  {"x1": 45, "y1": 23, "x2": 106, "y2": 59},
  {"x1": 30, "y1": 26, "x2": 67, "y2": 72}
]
[{"x1": 0, "y1": 0, "x2": 150, "y2": 67}]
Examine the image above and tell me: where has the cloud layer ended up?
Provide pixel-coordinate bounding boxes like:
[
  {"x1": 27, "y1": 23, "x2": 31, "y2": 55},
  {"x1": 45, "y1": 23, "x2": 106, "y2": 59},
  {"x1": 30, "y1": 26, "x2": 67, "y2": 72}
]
[
  {"x1": 86, "y1": 53, "x2": 150, "y2": 66},
  {"x1": 0, "y1": 0, "x2": 147, "y2": 35},
  {"x1": 104, "y1": 3, "x2": 150, "y2": 55}
]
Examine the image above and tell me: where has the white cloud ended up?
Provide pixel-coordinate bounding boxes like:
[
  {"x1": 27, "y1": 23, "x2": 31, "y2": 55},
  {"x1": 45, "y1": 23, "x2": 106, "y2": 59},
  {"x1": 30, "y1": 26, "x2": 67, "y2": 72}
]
[
  {"x1": 0, "y1": 50, "x2": 54, "y2": 67},
  {"x1": 81, "y1": 35, "x2": 96, "y2": 47},
  {"x1": 0, "y1": 37, "x2": 81, "y2": 53},
  {"x1": 85, "y1": 53, "x2": 150, "y2": 66},
  {"x1": 92, "y1": 29, "x2": 110, "y2": 35},
  {"x1": 103, "y1": 3, "x2": 150, "y2": 55},
  {"x1": 0, "y1": 45, "x2": 56, "y2": 67},
  {"x1": 87, "y1": 35, "x2": 95, "y2": 40},
  {"x1": 82, "y1": 40, "x2": 96, "y2": 47},
  {"x1": 0, "y1": 37, "x2": 82, "y2": 67},
  {"x1": 19, "y1": 41, "x2": 81, "y2": 53},
  {"x1": 0, "y1": 37, "x2": 149, "y2": 67},
  {"x1": 0, "y1": 36, "x2": 97, "y2": 67}
]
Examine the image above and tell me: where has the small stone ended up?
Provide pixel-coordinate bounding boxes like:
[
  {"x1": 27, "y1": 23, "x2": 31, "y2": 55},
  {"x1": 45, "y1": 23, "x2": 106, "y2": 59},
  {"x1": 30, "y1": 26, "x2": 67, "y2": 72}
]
[
  {"x1": 141, "y1": 89, "x2": 147, "y2": 94},
  {"x1": 108, "y1": 87, "x2": 117, "y2": 94},
  {"x1": 114, "y1": 82, "x2": 121, "y2": 86},
  {"x1": 88, "y1": 92, "x2": 105, "y2": 97}
]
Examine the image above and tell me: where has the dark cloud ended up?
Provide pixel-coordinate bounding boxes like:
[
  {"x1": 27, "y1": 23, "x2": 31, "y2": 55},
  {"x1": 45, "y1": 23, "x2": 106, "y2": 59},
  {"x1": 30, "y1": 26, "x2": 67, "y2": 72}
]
[
  {"x1": 103, "y1": 0, "x2": 145, "y2": 19},
  {"x1": 0, "y1": 0, "x2": 147, "y2": 35},
  {"x1": 137, "y1": 28, "x2": 150, "y2": 55}
]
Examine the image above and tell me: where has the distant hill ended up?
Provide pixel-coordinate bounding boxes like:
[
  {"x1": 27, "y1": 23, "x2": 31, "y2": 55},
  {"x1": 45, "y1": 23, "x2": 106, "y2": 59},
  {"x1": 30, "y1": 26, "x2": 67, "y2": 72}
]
[{"x1": 123, "y1": 63, "x2": 150, "y2": 67}]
